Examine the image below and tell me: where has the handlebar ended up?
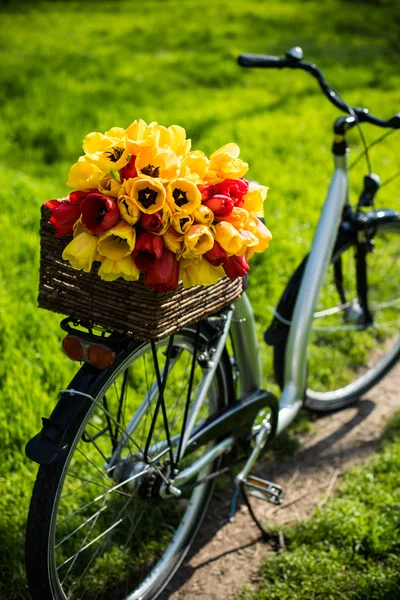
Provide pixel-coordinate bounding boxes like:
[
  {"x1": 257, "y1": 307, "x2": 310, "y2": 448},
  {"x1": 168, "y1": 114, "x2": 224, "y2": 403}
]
[{"x1": 238, "y1": 47, "x2": 400, "y2": 130}]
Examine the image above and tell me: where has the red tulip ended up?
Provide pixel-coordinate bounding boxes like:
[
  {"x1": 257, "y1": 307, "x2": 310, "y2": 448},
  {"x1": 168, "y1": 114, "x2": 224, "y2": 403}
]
[
  {"x1": 69, "y1": 190, "x2": 91, "y2": 204},
  {"x1": 44, "y1": 198, "x2": 82, "y2": 238},
  {"x1": 141, "y1": 211, "x2": 163, "y2": 234},
  {"x1": 198, "y1": 183, "x2": 219, "y2": 200},
  {"x1": 144, "y1": 248, "x2": 180, "y2": 291},
  {"x1": 80, "y1": 193, "x2": 120, "y2": 234},
  {"x1": 204, "y1": 241, "x2": 228, "y2": 267},
  {"x1": 223, "y1": 254, "x2": 250, "y2": 280},
  {"x1": 216, "y1": 178, "x2": 249, "y2": 207},
  {"x1": 203, "y1": 194, "x2": 234, "y2": 218},
  {"x1": 133, "y1": 231, "x2": 164, "y2": 271},
  {"x1": 119, "y1": 155, "x2": 137, "y2": 181}
]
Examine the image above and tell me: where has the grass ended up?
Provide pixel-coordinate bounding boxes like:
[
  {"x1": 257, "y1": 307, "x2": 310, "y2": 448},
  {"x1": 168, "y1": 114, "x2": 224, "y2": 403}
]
[
  {"x1": 237, "y1": 411, "x2": 400, "y2": 600},
  {"x1": 0, "y1": 0, "x2": 399, "y2": 598}
]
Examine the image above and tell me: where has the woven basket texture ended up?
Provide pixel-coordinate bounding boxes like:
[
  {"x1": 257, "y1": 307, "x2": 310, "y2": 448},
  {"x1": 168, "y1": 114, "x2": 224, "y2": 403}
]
[{"x1": 38, "y1": 206, "x2": 243, "y2": 340}]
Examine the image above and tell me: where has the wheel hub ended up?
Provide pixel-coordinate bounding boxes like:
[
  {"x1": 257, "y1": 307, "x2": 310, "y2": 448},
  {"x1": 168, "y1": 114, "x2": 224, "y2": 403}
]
[
  {"x1": 112, "y1": 458, "x2": 165, "y2": 500},
  {"x1": 344, "y1": 299, "x2": 365, "y2": 324}
]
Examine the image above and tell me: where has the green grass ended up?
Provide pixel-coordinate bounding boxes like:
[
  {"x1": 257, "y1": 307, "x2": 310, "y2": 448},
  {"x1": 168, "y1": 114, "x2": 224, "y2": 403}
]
[
  {"x1": 0, "y1": 0, "x2": 399, "y2": 598},
  {"x1": 237, "y1": 411, "x2": 400, "y2": 600}
]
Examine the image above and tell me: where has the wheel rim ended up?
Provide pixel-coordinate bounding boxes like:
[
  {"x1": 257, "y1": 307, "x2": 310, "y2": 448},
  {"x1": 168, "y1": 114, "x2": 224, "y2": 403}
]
[
  {"x1": 306, "y1": 222, "x2": 400, "y2": 399},
  {"x1": 48, "y1": 332, "x2": 228, "y2": 600}
]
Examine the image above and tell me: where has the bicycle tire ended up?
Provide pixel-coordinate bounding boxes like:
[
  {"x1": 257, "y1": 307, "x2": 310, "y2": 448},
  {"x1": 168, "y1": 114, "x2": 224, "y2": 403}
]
[
  {"x1": 273, "y1": 218, "x2": 400, "y2": 411},
  {"x1": 26, "y1": 324, "x2": 234, "y2": 600}
]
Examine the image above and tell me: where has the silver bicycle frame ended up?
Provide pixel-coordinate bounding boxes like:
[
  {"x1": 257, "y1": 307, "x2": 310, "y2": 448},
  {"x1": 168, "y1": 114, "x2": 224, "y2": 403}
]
[{"x1": 232, "y1": 151, "x2": 349, "y2": 434}]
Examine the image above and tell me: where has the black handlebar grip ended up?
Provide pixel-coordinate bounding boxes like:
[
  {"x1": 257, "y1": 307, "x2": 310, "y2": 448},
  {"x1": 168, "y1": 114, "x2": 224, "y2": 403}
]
[
  {"x1": 387, "y1": 113, "x2": 400, "y2": 129},
  {"x1": 238, "y1": 54, "x2": 286, "y2": 68}
]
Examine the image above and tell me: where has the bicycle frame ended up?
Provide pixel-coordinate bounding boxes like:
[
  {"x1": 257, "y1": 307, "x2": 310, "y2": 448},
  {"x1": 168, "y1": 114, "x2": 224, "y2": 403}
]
[
  {"x1": 231, "y1": 151, "x2": 349, "y2": 435},
  {"x1": 171, "y1": 148, "x2": 351, "y2": 488}
]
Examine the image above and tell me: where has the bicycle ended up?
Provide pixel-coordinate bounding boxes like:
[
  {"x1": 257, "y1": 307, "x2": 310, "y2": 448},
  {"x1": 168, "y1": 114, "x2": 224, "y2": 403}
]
[{"x1": 25, "y1": 47, "x2": 400, "y2": 600}]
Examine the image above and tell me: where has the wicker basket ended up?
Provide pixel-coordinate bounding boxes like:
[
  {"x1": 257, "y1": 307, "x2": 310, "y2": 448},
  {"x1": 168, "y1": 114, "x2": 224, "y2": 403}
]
[{"x1": 38, "y1": 206, "x2": 243, "y2": 340}]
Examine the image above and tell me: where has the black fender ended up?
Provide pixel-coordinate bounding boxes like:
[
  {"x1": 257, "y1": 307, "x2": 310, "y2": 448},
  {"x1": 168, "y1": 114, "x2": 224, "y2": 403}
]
[
  {"x1": 25, "y1": 364, "x2": 102, "y2": 465},
  {"x1": 264, "y1": 207, "x2": 400, "y2": 348},
  {"x1": 24, "y1": 322, "x2": 234, "y2": 466}
]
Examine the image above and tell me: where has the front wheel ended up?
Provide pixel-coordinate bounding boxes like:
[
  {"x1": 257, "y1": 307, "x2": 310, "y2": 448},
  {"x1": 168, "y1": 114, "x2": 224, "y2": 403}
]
[
  {"x1": 274, "y1": 218, "x2": 400, "y2": 411},
  {"x1": 26, "y1": 324, "x2": 233, "y2": 600}
]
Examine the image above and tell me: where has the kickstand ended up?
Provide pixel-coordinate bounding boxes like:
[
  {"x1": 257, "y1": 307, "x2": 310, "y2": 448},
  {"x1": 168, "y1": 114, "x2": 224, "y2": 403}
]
[
  {"x1": 229, "y1": 483, "x2": 278, "y2": 545},
  {"x1": 240, "y1": 483, "x2": 276, "y2": 543}
]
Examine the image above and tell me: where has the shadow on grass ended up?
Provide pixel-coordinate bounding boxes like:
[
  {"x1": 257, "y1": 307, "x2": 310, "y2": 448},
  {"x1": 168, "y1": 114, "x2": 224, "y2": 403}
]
[
  {"x1": 160, "y1": 397, "x2": 394, "y2": 596},
  {"x1": 381, "y1": 408, "x2": 400, "y2": 443}
]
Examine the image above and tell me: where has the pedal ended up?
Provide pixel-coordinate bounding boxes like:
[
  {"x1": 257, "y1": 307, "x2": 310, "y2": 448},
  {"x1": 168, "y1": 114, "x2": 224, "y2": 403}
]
[{"x1": 243, "y1": 475, "x2": 284, "y2": 505}]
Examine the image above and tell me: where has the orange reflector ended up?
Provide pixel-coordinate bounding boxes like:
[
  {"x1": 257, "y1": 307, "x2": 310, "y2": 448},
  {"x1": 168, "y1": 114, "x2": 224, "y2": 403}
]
[
  {"x1": 87, "y1": 345, "x2": 115, "y2": 369},
  {"x1": 62, "y1": 336, "x2": 84, "y2": 361}
]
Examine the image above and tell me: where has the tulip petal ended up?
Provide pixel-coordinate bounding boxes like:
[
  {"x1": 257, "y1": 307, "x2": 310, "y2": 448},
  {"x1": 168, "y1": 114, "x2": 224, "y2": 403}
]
[{"x1": 62, "y1": 232, "x2": 98, "y2": 272}]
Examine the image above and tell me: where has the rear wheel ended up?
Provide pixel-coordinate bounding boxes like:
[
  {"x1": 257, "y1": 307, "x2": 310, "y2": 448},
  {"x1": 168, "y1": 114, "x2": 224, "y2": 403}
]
[
  {"x1": 26, "y1": 325, "x2": 233, "y2": 600},
  {"x1": 274, "y1": 219, "x2": 400, "y2": 411}
]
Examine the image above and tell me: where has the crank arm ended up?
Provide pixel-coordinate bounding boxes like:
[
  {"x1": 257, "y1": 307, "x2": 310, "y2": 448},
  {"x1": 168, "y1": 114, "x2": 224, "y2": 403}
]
[{"x1": 235, "y1": 420, "x2": 272, "y2": 486}]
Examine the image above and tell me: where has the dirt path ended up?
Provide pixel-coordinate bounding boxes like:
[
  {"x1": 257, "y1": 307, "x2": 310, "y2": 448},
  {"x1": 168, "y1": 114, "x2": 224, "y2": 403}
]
[{"x1": 162, "y1": 363, "x2": 400, "y2": 599}]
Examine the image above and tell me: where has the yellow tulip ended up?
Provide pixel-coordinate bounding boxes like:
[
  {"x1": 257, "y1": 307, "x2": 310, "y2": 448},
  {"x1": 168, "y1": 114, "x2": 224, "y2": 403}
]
[
  {"x1": 180, "y1": 257, "x2": 225, "y2": 288},
  {"x1": 118, "y1": 182, "x2": 141, "y2": 225},
  {"x1": 125, "y1": 119, "x2": 148, "y2": 140},
  {"x1": 73, "y1": 219, "x2": 101, "y2": 261},
  {"x1": 82, "y1": 130, "x2": 130, "y2": 173},
  {"x1": 246, "y1": 217, "x2": 273, "y2": 259},
  {"x1": 149, "y1": 123, "x2": 191, "y2": 156},
  {"x1": 104, "y1": 126, "x2": 126, "y2": 141},
  {"x1": 72, "y1": 218, "x2": 87, "y2": 236},
  {"x1": 193, "y1": 205, "x2": 214, "y2": 227},
  {"x1": 125, "y1": 119, "x2": 157, "y2": 154},
  {"x1": 180, "y1": 150, "x2": 209, "y2": 183},
  {"x1": 205, "y1": 143, "x2": 248, "y2": 184},
  {"x1": 214, "y1": 221, "x2": 246, "y2": 255},
  {"x1": 83, "y1": 132, "x2": 112, "y2": 154},
  {"x1": 98, "y1": 173, "x2": 123, "y2": 199},
  {"x1": 98, "y1": 255, "x2": 140, "y2": 282},
  {"x1": 136, "y1": 146, "x2": 181, "y2": 181},
  {"x1": 184, "y1": 225, "x2": 214, "y2": 257},
  {"x1": 124, "y1": 177, "x2": 166, "y2": 214},
  {"x1": 239, "y1": 228, "x2": 259, "y2": 250},
  {"x1": 62, "y1": 231, "x2": 98, "y2": 272},
  {"x1": 172, "y1": 211, "x2": 194, "y2": 234},
  {"x1": 166, "y1": 178, "x2": 201, "y2": 214},
  {"x1": 158, "y1": 204, "x2": 173, "y2": 235},
  {"x1": 97, "y1": 221, "x2": 136, "y2": 261},
  {"x1": 242, "y1": 183, "x2": 268, "y2": 217},
  {"x1": 86, "y1": 146, "x2": 129, "y2": 173},
  {"x1": 167, "y1": 124, "x2": 191, "y2": 156},
  {"x1": 224, "y1": 207, "x2": 251, "y2": 230},
  {"x1": 67, "y1": 158, "x2": 102, "y2": 190},
  {"x1": 162, "y1": 227, "x2": 185, "y2": 255}
]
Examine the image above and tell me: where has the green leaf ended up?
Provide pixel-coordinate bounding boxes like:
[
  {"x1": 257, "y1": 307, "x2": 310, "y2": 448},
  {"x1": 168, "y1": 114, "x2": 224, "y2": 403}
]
[{"x1": 110, "y1": 171, "x2": 121, "y2": 181}]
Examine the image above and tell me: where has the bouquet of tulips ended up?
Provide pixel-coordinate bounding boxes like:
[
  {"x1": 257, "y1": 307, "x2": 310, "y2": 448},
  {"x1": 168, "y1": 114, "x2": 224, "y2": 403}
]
[{"x1": 44, "y1": 120, "x2": 272, "y2": 291}]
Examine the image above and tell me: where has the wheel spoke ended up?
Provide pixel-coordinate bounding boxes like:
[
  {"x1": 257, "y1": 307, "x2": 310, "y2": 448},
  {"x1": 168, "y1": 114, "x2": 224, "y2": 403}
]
[
  {"x1": 57, "y1": 467, "x2": 150, "y2": 525},
  {"x1": 55, "y1": 506, "x2": 108, "y2": 549},
  {"x1": 58, "y1": 516, "x2": 127, "y2": 570},
  {"x1": 27, "y1": 329, "x2": 230, "y2": 600}
]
